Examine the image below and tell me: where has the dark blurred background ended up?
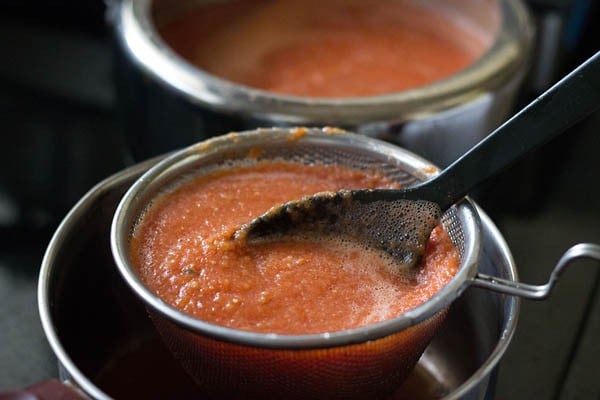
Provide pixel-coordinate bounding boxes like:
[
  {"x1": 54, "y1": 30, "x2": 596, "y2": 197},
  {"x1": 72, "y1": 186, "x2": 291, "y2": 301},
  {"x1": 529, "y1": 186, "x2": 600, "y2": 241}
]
[{"x1": 0, "y1": 1, "x2": 598, "y2": 399}]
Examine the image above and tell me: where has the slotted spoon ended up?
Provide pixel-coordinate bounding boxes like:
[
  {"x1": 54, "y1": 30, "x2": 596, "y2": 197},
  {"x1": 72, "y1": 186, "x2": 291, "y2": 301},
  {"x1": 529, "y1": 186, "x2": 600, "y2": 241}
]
[{"x1": 234, "y1": 51, "x2": 600, "y2": 270}]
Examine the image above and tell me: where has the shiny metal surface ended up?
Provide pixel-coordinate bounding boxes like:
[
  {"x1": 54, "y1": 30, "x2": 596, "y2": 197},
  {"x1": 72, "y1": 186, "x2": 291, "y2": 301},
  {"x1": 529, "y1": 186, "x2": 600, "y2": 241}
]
[
  {"x1": 38, "y1": 156, "x2": 519, "y2": 400},
  {"x1": 473, "y1": 243, "x2": 600, "y2": 299},
  {"x1": 0, "y1": 2, "x2": 597, "y2": 398},
  {"x1": 111, "y1": 127, "x2": 482, "y2": 350},
  {"x1": 110, "y1": 0, "x2": 533, "y2": 166},
  {"x1": 38, "y1": 158, "x2": 160, "y2": 400}
]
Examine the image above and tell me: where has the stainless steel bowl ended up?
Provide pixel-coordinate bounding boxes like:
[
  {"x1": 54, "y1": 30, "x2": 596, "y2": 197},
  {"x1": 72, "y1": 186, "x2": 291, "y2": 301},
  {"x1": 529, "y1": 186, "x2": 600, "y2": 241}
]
[
  {"x1": 38, "y1": 155, "x2": 519, "y2": 400},
  {"x1": 109, "y1": 0, "x2": 533, "y2": 166}
]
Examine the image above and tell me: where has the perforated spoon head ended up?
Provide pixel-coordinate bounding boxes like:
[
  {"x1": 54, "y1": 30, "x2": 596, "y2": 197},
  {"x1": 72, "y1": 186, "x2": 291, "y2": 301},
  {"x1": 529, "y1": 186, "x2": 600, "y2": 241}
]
[{"x1": 233, "y1": 190, "x2": 443, "y2": 270}]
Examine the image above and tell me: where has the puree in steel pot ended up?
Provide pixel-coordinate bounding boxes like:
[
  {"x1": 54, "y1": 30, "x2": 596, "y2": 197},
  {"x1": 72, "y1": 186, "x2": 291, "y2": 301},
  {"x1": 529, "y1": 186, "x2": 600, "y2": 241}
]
[{"x1": 158, "y1": 0, "x2": 493, "y2": 97}]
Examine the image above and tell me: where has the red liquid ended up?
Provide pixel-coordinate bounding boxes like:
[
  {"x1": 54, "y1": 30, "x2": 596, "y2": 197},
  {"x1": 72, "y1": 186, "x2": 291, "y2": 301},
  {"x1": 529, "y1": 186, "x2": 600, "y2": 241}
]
[
  {"x1": 159, "y1": 0, "x2": 491, "y2": 97},
  {"x1": 130, "y1": 161, "x2": 459, "y2": 335}
]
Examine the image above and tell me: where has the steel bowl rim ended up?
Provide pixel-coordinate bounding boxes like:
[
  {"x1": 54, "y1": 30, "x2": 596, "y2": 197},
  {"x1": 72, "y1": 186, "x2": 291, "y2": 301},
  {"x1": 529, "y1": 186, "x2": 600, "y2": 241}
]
[
  {"x1": 445, "y1": 209, "x2": 520, "y2": 399},
  {"x1": 38, "y1": 158, "x2": 159, "y2": 400}
]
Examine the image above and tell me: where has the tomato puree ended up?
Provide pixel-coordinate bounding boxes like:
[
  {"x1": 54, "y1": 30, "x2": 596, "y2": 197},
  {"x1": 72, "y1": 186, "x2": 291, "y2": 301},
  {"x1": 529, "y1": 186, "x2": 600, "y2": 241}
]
[
  {"x1": 159, "y1": 0, "x2": 492, "y2": 98},
  {"x1": 130, "y1": 161, "x2": 459, "y2": 334}
]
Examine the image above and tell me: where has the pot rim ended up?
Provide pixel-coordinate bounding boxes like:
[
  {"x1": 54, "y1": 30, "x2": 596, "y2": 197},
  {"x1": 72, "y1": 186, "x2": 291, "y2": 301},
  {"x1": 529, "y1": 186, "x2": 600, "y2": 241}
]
[
  {"x1": 38, "y1": 157, "x2": 160, "y2": 400},
  {"x1": 112, "y1": 0, "x2": 533, "y2": 124},
  {"x1": 446, "y1": 208, "x2": 520, "y2": 400},
  {"x1": 111, "y1": 127, "x2": 482, "y2": 349}
]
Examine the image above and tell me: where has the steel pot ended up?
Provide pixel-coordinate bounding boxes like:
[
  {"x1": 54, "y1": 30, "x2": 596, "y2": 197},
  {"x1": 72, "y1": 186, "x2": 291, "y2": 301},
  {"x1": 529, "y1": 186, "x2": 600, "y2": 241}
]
[
  {"x1": 108, "y1": 0, "x2": 533, "y2": 166},
  {"x1": 36, "y1": 157, "x2": 516, "y2": 400}
]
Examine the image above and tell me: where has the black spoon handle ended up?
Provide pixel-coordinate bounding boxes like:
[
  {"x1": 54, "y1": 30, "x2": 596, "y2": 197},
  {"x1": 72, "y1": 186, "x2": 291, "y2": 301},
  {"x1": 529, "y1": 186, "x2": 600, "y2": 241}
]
[
  {"x1": 377, "y1": 51, "x2": 600, "y2": 210},
  {"x1": 432, "y1": 51, "x2": 600, "y2": 210}
]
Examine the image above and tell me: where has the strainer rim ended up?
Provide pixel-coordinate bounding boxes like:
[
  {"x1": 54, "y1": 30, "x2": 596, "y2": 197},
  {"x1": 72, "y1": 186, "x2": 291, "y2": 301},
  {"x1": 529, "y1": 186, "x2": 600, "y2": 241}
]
[{"x1": 110, "y1": 127, "x2": 482, "y2": 349}]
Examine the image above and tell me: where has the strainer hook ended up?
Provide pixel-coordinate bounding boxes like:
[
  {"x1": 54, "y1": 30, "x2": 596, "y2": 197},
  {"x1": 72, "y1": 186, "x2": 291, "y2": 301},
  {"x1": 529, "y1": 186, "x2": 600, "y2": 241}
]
[{"x1": 471, "y1": 243, "x2": 600, "y2": 299}]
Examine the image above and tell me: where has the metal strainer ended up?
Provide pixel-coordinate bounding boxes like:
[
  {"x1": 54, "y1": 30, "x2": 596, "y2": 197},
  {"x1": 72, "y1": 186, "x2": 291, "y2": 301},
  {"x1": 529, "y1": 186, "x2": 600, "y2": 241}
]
[
  {"x1": 111, "y1": 127, "x2": 600, "y2": 399},
  {"x1": 111, "y1": 128, "x2": 480, "y2": 399}
]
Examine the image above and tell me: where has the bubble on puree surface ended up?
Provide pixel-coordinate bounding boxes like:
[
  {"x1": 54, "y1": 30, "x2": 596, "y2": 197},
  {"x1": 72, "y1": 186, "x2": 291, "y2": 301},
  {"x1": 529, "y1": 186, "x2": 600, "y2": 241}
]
[
  {"x1": 159, "y1": 0, "x2": 492, "y2": 98},
  {"x1": 129, "y1": 161, "x2": 459, "y2": 334}
]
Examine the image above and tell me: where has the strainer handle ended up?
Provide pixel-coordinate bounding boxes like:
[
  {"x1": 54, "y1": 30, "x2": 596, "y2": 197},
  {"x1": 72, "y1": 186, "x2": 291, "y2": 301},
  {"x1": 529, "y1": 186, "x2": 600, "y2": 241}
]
[{"x1": 471, "y1": 243, "x2": 600, "y2": 300}]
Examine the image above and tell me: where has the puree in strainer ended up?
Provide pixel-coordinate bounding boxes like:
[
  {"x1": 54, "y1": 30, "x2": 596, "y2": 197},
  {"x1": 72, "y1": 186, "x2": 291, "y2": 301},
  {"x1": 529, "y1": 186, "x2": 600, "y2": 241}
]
[{"x1": 129, "y1": 161, "x2": 459, "y2": 334}]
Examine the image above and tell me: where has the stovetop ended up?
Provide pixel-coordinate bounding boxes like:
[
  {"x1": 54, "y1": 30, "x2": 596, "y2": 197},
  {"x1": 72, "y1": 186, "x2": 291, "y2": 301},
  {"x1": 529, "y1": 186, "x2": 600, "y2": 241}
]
[{"x1": 0, "y1": 2, "x2": 599, "y2": 399}]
